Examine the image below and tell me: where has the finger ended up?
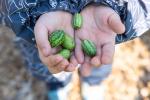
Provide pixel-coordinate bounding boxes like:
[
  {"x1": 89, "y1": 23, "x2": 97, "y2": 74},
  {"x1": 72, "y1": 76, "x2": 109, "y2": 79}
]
[
  {"x1": 34, "y1": 23, "x2": 51, "y2": 57},
  {"x1": 108, "y1": 12, "x2": 125, "y2": 34},
  {"x1": 70, "y1": 55, "x2": 78, "y2": 67},
  {"x1": 55, "y1": 59, "x2": 69, "y2": 72},
  {"x1": 91, "y1": 57, "x2": 100, "y2": 67},
  {"x1": 45, "y1": 55, "x2": 64, "y2": 74},
  {"x1": 65, "y1": 55, "x2": 78, "y2": 72},
  {"x1": 75, "y1": 38, "x2": 84, "y2": 64},
  {"x1": 51, "y1": 47, "x2": 61, "y2": 54},
  {"x1": 49, "y1": 55, "x2": 64, "y2": 67},
  {"x1": 38, "y1": 48, "x2": 63, "y2": 66},
  {"x1": 101, "y1": 42, "x2": 115, "y2": 64},
  {"x1": 64, "y1": 26, "x2": 74, "y2": 37},
  {"x1": 91, "y1": 45, "x2": 101, "y2": 67},
  {"x1": 80, "y1": 56, "x2": 91, "y2": 77},
  {"x1": 65, "y1": 64, "x2": 76, "y2": 72}
]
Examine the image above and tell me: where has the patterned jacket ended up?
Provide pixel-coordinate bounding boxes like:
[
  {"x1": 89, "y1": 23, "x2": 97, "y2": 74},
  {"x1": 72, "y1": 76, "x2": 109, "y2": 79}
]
[{"x1": 1, "y1": 0, "x2": 150, "y2": 45}]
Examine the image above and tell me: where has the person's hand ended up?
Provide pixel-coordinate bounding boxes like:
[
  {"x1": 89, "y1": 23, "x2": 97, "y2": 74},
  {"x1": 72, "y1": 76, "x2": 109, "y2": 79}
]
[
  {"x1": 34, "y1": 11, "x2": 77, "y2": 74},
  {"x1": 75, "y1": 6, "x2": 125, "y2": 76}
]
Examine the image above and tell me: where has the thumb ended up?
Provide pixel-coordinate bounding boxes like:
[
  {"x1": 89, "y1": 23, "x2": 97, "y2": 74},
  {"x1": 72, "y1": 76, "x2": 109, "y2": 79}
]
[
  {"x1": 34, "y1": 23, "x2": 51, "y2": 57},
  {"x1": 108, "y1": 13, "x2": 125, "y2": 34}
]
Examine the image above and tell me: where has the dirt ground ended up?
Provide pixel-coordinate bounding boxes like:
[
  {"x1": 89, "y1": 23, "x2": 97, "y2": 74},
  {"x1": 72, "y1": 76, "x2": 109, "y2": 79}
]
[
  {"x1": 105, "y1": 30, "x2": 150, "y2": 100},
  {"x1": 0, "y1": 25, "x2": 150, "y2": 100},
  {"x1": 0, "y1": 26, "x2": 47, "y2": 100}
]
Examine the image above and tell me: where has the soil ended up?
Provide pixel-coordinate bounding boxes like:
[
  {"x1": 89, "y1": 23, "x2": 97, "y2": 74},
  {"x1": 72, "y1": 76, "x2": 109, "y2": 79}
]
[{"x1": 0, "y1": 25, "x2": 46, "y2": 100}]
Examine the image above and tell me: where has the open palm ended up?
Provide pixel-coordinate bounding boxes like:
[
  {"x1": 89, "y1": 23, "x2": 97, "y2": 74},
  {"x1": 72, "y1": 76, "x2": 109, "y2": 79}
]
[
  {"x1": 34, "y1": 11, "x2": 76, "y2": 74},
  {"x1": 75, "y1": 6, "x2": 125, "y2": 76}
]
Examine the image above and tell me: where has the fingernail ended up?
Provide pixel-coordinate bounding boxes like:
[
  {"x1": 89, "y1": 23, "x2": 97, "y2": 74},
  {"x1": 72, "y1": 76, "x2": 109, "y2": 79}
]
[
  {"x1": 82, "y1": 70, "x2": 90, "y2": 77},
  {"x1": 78, "y1": 58, "x2": 84, "y2": 64},
  {"x1": 91, "y1": 57, "x2": 101, "y2": 67},
  {"x1": 80, "y1": 65, "x2": 91, "y2": 77},
  {"x1": 70, "y1": 64, "x2": 75, "y2": 71},
  {"x1": 61, "y1": 66, "x2": 66, "y2": 69},
  {"x1": 56, "y1": 55, "x2": 63, "y2": 61}
]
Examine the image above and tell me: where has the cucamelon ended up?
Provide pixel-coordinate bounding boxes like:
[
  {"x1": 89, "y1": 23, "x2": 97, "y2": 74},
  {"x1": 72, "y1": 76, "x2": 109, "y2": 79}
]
[
  {"x1": 49, "y1": 30, "x2": 65, "y2": 48},
  {"x1": 82, "y1": 40, "x2": 96, "y2": 57}
]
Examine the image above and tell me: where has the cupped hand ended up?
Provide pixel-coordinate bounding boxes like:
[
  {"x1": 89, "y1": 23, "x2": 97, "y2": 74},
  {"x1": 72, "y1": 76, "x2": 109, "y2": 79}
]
[
  {"x1": 34, "y1": 11, "x2": 78, "y2": 74},
  {"x1": 75, "y1": 6, "x2": 125, "y2": 76}
]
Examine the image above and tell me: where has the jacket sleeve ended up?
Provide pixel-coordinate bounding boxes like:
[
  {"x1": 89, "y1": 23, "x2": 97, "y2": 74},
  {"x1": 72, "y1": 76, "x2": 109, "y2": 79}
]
[
  {"x1": 115, "y1": 0, "x2": 150, "y2": 44},
  {"x1": 0, "y1": 0, "x2": 75, "y2": 44},
  {"x1": 78, "y1": 0, "x2": 150, "y2": 44}
]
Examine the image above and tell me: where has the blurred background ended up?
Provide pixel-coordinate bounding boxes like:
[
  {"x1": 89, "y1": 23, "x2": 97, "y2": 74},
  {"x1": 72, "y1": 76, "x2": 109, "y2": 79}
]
[{"x1": 0, "y1": 25, "x2": 150, "y2": 100}]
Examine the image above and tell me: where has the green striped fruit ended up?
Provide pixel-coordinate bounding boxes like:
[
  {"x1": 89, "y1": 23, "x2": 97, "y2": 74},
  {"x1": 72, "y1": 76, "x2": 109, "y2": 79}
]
[
  {"x1": 82, "y1": 40, "x2": 96, "y2": 57},
  {"x1": 58, "y1": 49, "x2": 71, "y2": 59},
  {"x1": 62, "y1": 34, "x2": 75, "y2": 50},
  {"x1": 73, "y1": 13, "x2": 83, "y2": 29},
  {"x1": 49, "y1": 30, "x2": 65, "y2": 48}
]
